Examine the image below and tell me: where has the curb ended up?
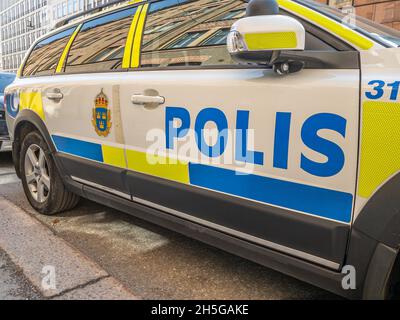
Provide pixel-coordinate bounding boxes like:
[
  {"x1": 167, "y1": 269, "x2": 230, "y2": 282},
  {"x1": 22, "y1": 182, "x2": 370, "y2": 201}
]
[{"x1": 0, "y1": 196, "x2": 138, "y2": 300}]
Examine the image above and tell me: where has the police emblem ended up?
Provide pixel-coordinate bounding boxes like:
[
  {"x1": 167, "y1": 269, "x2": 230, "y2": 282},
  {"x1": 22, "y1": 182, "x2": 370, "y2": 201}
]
[{"x1": 92, "y1": 89, "x2": 112, "y2": 137}]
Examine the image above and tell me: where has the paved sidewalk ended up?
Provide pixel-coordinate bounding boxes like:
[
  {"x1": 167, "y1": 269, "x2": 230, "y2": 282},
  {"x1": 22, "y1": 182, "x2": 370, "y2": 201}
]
[
  {"x1": 0, "y1": 196, "x2": 138, "y2": 300},
  {"x1": 0, "y1": 249, "x2": 41, "y2": 300}
]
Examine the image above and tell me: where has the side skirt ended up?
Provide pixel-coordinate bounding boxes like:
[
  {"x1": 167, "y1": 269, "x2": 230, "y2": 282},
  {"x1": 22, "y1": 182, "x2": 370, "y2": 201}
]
[{"x1": 70, "y1": 179, "x2": 359, "y2": 299}]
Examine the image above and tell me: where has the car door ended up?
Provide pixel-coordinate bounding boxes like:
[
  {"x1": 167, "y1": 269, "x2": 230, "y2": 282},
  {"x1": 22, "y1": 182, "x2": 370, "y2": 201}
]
[
  {"x1": 43, "y1": 5, "x2": 141, "y2": 198},
  {"x1": 119, "y1": 0, "x2": 360, "y2": 269}
]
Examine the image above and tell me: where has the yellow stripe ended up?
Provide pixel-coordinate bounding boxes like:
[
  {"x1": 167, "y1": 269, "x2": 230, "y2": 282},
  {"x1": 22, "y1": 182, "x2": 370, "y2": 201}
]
[
  {"x1": 122, "y1": 5, "x2": 143, "y2": 69},
  {"x1": 17, "y1": 64, "x2": 23, "y2": 78},
  {"x1": 126, "y1": 149, "x2": 190, "y2": 184},
  {"x1": 278, "y1": 0, "x2": 374, "y2": 50},
  {"x1": 358, "y1": 101, "x2": 400, "y2": 198},
  {"x1": 244, "y1": 32, "x2": 297, "y2": 50},
  {"x1": 102, "y1": 145, "x2": 126, "y2": 168},
  {"x1": 56, "y1": 24, "x2": 82, "y2": 73},
  {"x1": 131, "y1": 3, "x2": 149, "y2": 68},
  {"x1": 20, "y1": 91, "x2": 45, "y2": 120}
]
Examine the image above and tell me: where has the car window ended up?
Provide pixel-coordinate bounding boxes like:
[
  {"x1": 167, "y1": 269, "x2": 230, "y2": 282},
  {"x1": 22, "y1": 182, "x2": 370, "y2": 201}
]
[
  {"x1": 140, "y1": 0, "x2": 337, "y2": 69},
  {"x1": 295, "y1": 0, "x2": 400, "y2": 47},
  {"x1": 141, "y1": 0, "x2": 246, "y2": 68},
  {"x1": 22, "y1": 27, "x2": 76, "y2": 77},
  {"x1": 64, "y1": 6, "x2": 138, "y2": 73}
]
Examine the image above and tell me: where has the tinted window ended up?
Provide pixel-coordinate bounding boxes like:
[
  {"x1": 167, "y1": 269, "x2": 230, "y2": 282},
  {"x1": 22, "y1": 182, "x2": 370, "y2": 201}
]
[
  {"x1": 65, "y1": 7, "x2": 138, "y2": 73},
  {"x1": 141, "y1": 0, "x2": 337, "y2": 69},
  {"x1": 141, "y1": 0, "x2": 246, "y2": 68},
  {"x1": 23, "y1": 27, "x2": 75, "y2": 77},
  {"x1": 0, "y1": 74, "x2": 15, "y2": 93}
]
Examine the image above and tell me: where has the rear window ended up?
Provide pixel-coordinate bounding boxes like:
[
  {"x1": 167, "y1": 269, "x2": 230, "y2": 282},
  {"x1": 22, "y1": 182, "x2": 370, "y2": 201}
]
[
  {"x1": 23, "y1": 27, "x2": 76, "y2": 77},
  {"x1": 64, "y1": 7, "x2": 138, "y2": 73}
]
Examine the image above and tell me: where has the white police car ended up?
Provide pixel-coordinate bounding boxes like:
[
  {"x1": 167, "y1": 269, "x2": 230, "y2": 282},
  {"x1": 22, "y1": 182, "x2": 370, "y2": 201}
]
[{"x1": 5, "y1": 0, "x2": 400, "y2": 299}]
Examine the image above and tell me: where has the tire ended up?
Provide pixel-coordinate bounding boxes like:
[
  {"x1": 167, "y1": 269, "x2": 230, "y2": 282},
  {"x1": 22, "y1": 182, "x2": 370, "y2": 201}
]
[
  {"x1": 386, "y1": 254, "x2": 400, "y2": 300},
  {"x1": 20, "y1": 131, "x2": 80, "y2": 215}
]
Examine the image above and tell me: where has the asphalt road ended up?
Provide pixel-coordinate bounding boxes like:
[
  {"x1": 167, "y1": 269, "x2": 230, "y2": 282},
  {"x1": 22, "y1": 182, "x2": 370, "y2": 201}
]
[{"x1": 0, "y1": 152, "x2": 339, "y2": 300}]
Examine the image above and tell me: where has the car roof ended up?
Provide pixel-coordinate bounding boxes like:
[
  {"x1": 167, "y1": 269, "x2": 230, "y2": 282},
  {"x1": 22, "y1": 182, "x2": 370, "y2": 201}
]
[{"x1": 50, "y1": 1, "x2": 142, "y2": 36}]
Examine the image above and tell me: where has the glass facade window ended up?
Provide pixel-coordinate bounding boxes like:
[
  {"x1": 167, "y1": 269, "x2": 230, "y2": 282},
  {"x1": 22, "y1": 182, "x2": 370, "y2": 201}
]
[
  {"x1": 201, "y1": 28, "x2": 231, "y2": 46},
  {"x1": 0, "y1": 0, "x2": 48, "y2": 73},
  {"x1": 0, "y1": 0, "x2": 120, "y2": 73},
  {"x1": 165, "y1": 31, "x2": 208, "y2": 49}
]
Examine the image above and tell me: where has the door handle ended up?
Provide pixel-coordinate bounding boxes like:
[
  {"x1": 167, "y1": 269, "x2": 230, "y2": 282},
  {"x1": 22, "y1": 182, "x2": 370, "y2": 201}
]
[
  {"x1": 46, "y1": 89, "x2": 63, "y2": 101},
  {"x1": 131, "y1": 94, "x2": 165, "y2": 106}
]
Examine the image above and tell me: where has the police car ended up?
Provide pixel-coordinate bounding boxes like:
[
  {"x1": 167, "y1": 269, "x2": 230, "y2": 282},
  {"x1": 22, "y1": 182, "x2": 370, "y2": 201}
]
[{"x1": 4, "y1": 0, "x2": 400, "y2": 299}]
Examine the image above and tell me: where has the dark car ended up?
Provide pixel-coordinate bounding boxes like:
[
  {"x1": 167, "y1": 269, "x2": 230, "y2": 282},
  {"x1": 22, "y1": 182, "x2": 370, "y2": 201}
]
[{"x1": 0, "y1": 72, "x2": 15, "y2": 152}]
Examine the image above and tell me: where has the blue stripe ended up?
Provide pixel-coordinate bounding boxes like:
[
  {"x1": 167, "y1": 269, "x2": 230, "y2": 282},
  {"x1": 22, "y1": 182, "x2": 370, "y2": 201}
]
[
  {"x1": 189, "y1": 163, "x2": 353, "y2": 223},
  {"x1": 52, "y1": 135, "x2": 103, "y2": 162}
]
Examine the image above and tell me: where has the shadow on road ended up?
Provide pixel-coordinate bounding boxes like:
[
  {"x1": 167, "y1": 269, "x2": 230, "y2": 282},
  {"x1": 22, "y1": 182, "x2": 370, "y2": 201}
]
[
  {"x1": 0, "y1": 152, "x2": 341, "y2": 300},
  {"x1": 0, "y1": 152, "x2": 13, "y2": 167}
]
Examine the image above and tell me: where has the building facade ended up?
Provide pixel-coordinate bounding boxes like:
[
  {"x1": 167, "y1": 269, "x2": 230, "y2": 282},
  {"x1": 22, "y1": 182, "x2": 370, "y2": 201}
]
[
  {"x1": 0, "y1": 0, "x2": 118, "y2": 73},
  {"x1": 48, "y1": 0, "x2": 117, "y2": 26},
  {"x1": 0, "y1": 0, "x2": 399, "y2": 73},
  {"x1": 0, "y1": 0, "x2": 48, "y2": 73}
]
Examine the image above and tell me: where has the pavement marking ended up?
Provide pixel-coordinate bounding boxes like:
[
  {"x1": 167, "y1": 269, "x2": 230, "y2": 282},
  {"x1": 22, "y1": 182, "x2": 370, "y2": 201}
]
[{"x1": 0, "y1": 196, "x2": 138, "y2": 299}]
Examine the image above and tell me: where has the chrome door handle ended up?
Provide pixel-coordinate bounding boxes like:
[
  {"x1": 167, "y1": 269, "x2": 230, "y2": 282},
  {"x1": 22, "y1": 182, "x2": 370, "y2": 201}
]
[
  {"x1": 46, "y1": 90, "x2": 63, "y2": 101},
  {"x1": 131, "y1": 94, "x2": 165, "y2": 106}
]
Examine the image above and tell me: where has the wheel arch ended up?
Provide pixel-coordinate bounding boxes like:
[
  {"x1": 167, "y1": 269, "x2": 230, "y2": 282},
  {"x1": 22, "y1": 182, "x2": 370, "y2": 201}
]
[
  {"x1": 345, "y1": 172, "x2": 400, "y2": 299},
  {"x1": 354, "y1": 172, "x2": 400, "y2": 248},
  {"x1": 12, "y1": 110, "x2": 56, "y2": 178}
]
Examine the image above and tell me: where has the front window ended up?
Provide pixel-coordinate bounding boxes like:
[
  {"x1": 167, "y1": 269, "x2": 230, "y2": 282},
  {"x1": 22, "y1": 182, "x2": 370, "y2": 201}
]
[{"x1": 295, "y1": 0, "x2": 400, "y2": 47}]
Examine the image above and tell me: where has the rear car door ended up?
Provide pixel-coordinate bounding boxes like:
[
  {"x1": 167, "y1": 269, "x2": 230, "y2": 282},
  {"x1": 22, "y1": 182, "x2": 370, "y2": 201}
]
[
  {"x1": 119, "y1": 0, "x2": 361, "y2": 270},
  {"x1": 43, "y1": 5, "x2": 141, "y2": 198}
]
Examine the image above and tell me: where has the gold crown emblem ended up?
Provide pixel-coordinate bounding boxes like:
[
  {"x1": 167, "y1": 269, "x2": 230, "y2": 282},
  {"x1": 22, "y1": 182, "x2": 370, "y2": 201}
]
[
  {"x1": 95, "y1": 89, "x2": 108, "y2": 108},
  {"x1": 92, "y1": 88, "x2": 112, "y2": 137}
]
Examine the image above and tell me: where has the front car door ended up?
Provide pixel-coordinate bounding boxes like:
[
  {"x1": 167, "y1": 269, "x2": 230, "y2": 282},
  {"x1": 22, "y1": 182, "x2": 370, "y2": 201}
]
[{"x1": 119, "y1": 0, "x2": 362, "y2": 269}]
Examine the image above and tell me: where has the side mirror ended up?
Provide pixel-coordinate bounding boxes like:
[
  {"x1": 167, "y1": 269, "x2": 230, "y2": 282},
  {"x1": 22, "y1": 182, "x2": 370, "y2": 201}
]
[{"x1": 227, "y1": 15, "x2": 306, "y2": 74}]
